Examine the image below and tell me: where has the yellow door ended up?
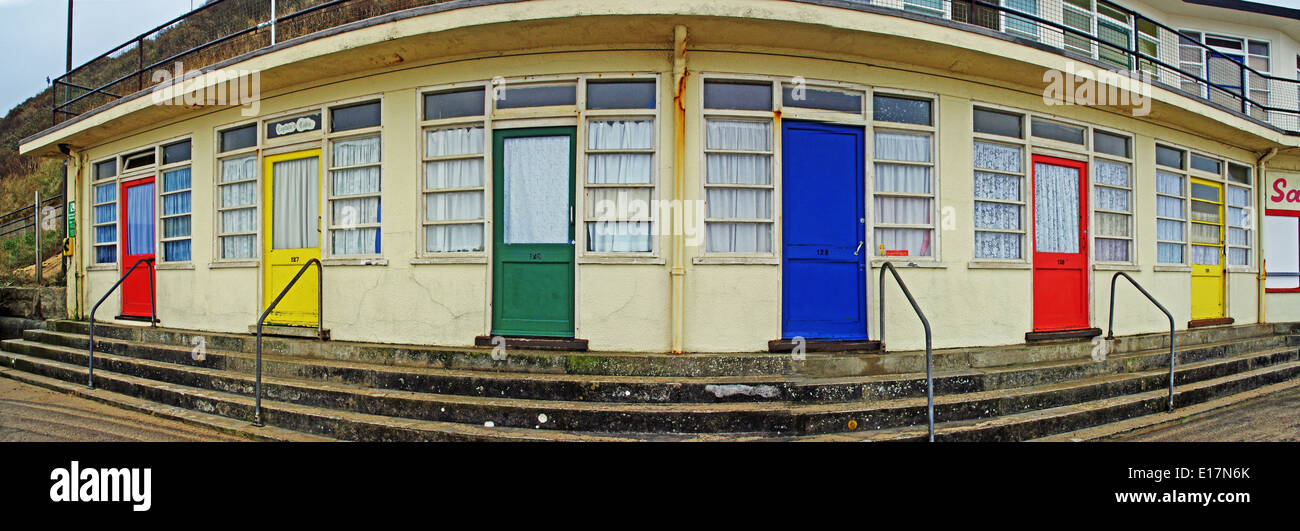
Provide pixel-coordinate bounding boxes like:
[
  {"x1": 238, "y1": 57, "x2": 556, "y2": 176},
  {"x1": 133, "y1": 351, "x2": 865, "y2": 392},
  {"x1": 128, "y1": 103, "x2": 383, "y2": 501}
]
[
  {"x1": 263, "y1": 149, "x2": 321, "y2": 327},
  {"x1": 1189, "y1": 178, "x2": 1224, "y2": 320}
]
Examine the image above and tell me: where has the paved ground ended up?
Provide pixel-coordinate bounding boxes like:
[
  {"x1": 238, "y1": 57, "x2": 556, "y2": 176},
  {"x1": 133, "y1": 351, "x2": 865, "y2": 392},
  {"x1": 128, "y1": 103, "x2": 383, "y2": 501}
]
[
  {"x1": 0, "y1": 377, "x2": 247, "y2": 442},
  {"x1": 1118, "y1": 386, "x2": 1300, "y2": 442}
]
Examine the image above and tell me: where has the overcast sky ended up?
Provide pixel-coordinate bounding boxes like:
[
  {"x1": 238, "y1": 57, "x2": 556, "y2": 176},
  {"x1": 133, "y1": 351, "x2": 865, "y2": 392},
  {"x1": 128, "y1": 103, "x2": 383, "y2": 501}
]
[{"x1": 1, "y1": 0, "x2": 1299, "y2": 115}]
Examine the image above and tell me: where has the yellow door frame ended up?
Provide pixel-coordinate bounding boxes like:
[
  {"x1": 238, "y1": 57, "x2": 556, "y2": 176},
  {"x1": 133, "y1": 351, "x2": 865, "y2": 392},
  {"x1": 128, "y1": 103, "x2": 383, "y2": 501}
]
[
  {"x1": 1189, "y1": 177, "x2": 1225, "y2": 320},
  {"x1": 262, "y1": 149, "x2": 322, "y2": 327}
]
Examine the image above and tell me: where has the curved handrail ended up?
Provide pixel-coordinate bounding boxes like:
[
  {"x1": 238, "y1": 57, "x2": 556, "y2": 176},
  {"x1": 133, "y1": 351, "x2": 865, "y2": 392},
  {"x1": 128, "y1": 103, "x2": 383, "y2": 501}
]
[
  {"x1": 253, "y1": 258, "x2": 323, "y2": 427},
  {"x1": 87, "y1": 257, "x2": 156, "y2": 389},
  {"x1": 878, "y1": 262, "x2": 935, "y2": 442},
  {"x1": 1107, "y1": 272, "x2": 1176, "y2": 413}
]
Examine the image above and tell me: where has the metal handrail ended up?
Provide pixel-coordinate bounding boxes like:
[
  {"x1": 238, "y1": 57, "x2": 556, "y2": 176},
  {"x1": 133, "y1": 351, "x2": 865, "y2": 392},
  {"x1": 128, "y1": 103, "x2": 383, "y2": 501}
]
[
  {"x1": 87, "y1": 257, "x2": 156, "y2": 389},
  {"x1": 1106, "y1": 272, "x2": 1176, "y2": 413},
  {"x1": 252, "y1": 258, "x2": 323, "y2": 427},
  {"x1": 878, "y1": 262, "x2": 935, "y2": 442}
]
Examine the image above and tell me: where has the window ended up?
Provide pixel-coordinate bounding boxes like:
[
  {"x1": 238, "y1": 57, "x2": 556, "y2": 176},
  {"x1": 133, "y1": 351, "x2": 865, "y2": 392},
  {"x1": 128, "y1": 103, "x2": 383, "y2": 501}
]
[
  {"x1": 122, "y1": 149, "x2": 156, "y2": 171},
  {"x1": 220, "y1": 124, "x2": 257, "y2": 152},
  {"x1": 94, "y1": 159, "x2": 117, "y2": 181},
  {"x1": 92, "y1": 175, "x2": 117, "y2": 265},
  {"x1": 972, "y1": 108, "x2": 1026, "y2": 260},
  {"x1": 874, "y1": 95, "x2": 936, "y2": 258},
  {"x1": 1155, "y1": 145, "x2": 1188, "y2": 264},
  {"x1": 495, "y1": 83, "x2": 577, "y2": 109},
  {"x1": 422, "y1": 125, "x2": 486, "y2": 253},
  {"x1": 1181, "y1": 32, "x2": 1271, "y2": 118},
  {"x1": 1226, "y1": 163, "x2": 1252, "y2": 266},
  {"x1": 952, "y1": 0, "x2": 999, "y2": 31},
  {"x1": 587, "y1": 81, "x2": 655, "y2": 110},
  {"x1": 1093, "y1": 158, "x2": 1132, "y2": 262},
  {"x1": 328, "y1": 135, "x2": 382, "y2": 256},
  {"x1": 703, "y1": 81, "x2": 771, "y2": 111},
  {"x1": 1031, "y1": 118, "x2": 1085, "y2": 145},
  {"x1": 902, "y1": 0, "x2": 943, "y2": 17},
  {"x1": 703, "y1": 119, "x2": 773, "y2": 253},
  {"x1": 784, "y1": 85, "x2": 863, "y2": 114},
  {"x1": 325, "y1": 101, "x2": 383, "y2": 257},
  {"x1": 1003, "y1": 0, "x2": 1040, "y2": 41},
  {"x1": 586, "y1": 118, "x2": 656, "y2": 253},
  {"x1": 425, "y1": 88, "x2": 485, "y2": 120},
  {"x1": 1265, "y1": 213, "x2": 1299, "y2": 292},
  {"x1": 159, "y1": 140, "x2": 192, "y2": 262},
  {"x1": 217, "y1": 154, "x2": 258, "y2": 260}
]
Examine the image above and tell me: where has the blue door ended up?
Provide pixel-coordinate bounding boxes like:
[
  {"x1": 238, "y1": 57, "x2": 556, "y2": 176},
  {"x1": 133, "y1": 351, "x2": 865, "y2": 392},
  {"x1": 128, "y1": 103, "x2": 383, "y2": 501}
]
[{"x1": 781, "y1": 121, "x2": 867, "y2": 340}]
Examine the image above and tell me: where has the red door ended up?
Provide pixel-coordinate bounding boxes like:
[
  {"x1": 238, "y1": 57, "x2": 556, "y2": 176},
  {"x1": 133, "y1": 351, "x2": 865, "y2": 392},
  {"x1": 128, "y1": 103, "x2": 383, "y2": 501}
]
[
  {"x1": 1031, "y1": 156, "x2": 1089, "y2": 332},
  {"x1": 120, "y1": 177, "x2": 156, "y2": 319}
]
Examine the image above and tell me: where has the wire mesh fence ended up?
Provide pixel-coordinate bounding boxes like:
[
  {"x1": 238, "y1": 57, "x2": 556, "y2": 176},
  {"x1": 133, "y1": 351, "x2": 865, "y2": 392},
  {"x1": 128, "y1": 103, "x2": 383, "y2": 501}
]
[{"x1": 49, "y1": 0, "x2": 1300, "y2": 133}]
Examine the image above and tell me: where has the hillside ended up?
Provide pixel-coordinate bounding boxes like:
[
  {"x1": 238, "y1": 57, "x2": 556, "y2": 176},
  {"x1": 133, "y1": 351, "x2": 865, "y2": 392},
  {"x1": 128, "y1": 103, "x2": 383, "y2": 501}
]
[{"x1": 0, "y1": 87, "x2": 62, "y2": 215}]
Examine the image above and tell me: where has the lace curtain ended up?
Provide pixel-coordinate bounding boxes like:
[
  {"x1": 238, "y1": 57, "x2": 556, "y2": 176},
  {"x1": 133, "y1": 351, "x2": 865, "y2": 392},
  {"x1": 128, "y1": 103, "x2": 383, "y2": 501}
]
[
  {"x1": 271, "y1": 157, "x2": 320, "y2": 250},
  {"x1": 1033, "y1": 163, "x2": 1080, "y2": 254},
  {"x1": 331, "y1": 136, "x2": 381, "y2": 255},
  {"x1": 504, "y1": 136, "x2": 570, "y2": 244},
  {"x1": 425, "y1": 127, "x2": 485, "y2": 253},
  {"x1": 973, "y1": 141, "x2": 1023, "y2": 259},
  {"x1": 1094, "y1": 160, "x2": 1131, "y2": 262},
  {"x1": 220, "y1": 155, "x2": 257, "y2": 259},
  {"x1": 705, "y1": 119, "x2": 772, "y2": 253}
]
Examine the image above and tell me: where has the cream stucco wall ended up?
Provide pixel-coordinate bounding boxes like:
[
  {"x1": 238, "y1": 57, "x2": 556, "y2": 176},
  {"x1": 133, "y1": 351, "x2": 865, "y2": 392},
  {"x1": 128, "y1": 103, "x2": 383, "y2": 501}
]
[{"x1": 56, "y1": 1, "x2": 1300, "y2": 355}]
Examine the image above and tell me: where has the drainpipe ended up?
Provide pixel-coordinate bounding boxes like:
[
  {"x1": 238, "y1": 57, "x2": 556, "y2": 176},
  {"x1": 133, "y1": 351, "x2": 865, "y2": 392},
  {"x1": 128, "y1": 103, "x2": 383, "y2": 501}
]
[
  {"x1": 670, "y1": 25, "x2": 688, "y2": 354},
  {"x1": 1256, "y1": 147, "x2": 1277, "y2": 324}
]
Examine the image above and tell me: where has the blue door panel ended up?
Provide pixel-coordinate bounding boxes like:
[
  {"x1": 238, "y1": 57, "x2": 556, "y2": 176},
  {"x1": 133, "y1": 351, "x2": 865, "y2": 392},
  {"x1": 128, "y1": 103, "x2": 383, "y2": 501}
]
[{"x1": 781, "y1": 121, "x2": 867, "y2": 340}]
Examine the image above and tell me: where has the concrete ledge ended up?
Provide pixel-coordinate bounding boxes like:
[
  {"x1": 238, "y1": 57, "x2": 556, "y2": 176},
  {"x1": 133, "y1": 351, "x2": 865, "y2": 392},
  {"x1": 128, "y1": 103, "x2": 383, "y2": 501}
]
[
  {"x1": 475, "y1": 335, "x2": 589, "y2": 351},
  {"x1": 768, "y1": 338, "x2": 881, "y2": 353}
]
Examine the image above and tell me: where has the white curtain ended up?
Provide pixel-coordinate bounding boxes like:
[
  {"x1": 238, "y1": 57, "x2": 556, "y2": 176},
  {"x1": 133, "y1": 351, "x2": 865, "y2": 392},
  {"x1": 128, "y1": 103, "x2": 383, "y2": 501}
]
[
  {"x1": 1192, "y1": 245, "x2": 1220, "y2": 265},
  {"x1": 1158, "y1": 242, "x2": 1185, "y2": 264},
  {"x1": 1033, "y1": 162, "x2": 1080, "y2": 254},
  {"x1": 424, "y1": 127, "x2": 485, "y2": 253},
  {"x1": 1095, "y1": 160, "x2": 1130, "y2": 187},
  {"x1": 271, "y1": 157, "x2": 319, "y2": 250},
  {"x1": 705, "y1": 119, "x2": 772, "y2": 253},
  {"x1": 1095, "y1": 186, "x2": 1130, "y2": 212},
  {"x1": 874, "y1": 131, "x2": 931, "y2": 162},
  {"x1": 504, "y1": 136, "x2": 570, "y2": 244},
  {"x1": 126, "y1": 182, "x2": 155, "y2": 256},
  {"x1": 220, "y1": 155, "x2": 257, "y2": 259},
  {"x1": 1190, "y1": 222, "x2": 1220, "y2": 244},
  {"x1": 875, "y1": 163, "x2": 930, "y2": 194},
  {"x1": 426, "y1": 127, "x2": 484, "y2": 157},
  {"x1": 330, "y1": 136, "x2": 381, "y2": 255},
  {"x1": 973, "y1": 201, "x2": 1019, "y2": 230},
  {"x1": 874, "y1": 228, "x2": 930, "y2": 257},
  {"x1": 975, "y1": 171, "x2": 1020, "y2": 201},
  {"x1": 1156, "y1": 171, "x2": 1183, "y2": 196},
  {"x1": 1096, "y1": 239, "x2": 1129, "y2": 262},
  {"x1": 588, "y1": 120, "x2": 653, "y2": 185},
  {"x1": 587, "y1": 221, "x2": 652, "y2": 252},
  {"x1": 706, "y1": 223, "x2": 771, "y2": 253},
  {"x1": 588, "y1": 120, "x2": 653, "y2": 150},
  {"x1": 426, "y1": 224, "x2": 484, "y2": 253},
  {"x1": 706, "y1": 120, "x2": 769, "y2": 151}
]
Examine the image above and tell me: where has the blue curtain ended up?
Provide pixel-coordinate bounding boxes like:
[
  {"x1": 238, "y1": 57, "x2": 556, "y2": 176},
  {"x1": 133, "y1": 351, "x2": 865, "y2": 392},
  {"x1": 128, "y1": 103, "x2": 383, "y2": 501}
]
[{"x1": 126, "y1": 183, "x2": 155, "y2": 255}]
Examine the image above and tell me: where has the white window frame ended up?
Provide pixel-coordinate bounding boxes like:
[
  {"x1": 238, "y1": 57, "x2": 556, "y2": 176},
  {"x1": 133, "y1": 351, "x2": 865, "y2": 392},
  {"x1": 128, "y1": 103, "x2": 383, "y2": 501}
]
[
  {"x1": 158, "y1": 138, "x2": 193, "y2": 263},
  {"x1": 698, "y1": 74, "x2": 780, "y2": 261},
  {"x1": 582, "y1": 75, "x2": 661, "y2": 258},
  {"x1": 1090, "y1": 128, "x2": 1135, "y2": 265},
  {"x1": 417, "y1": 81, "x2": 491, "y2": 261},
  {"x1": 90, "y1": 156, "x2": 119, "y2": 266},
  {"x1": 213, "y1": 120, "x2": 261, "y2": 263},
  {"x1": 872, "y1": 89, "x2": 939, "y2": 261},
  {"x1": 1155, "y1": 143, "x2": 1190, "y2": 265},
  {"x1": 325, "y1": 99, "x2": 384, "y2": 259},
  {"x1": 971, "y1": 105, "x2": 1030, "y2": 264}
]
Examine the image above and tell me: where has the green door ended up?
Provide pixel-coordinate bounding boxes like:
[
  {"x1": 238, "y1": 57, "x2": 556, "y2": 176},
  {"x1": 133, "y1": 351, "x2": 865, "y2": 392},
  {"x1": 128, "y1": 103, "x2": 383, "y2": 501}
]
[{"x1": 492, "y1": 126, "x2": 576, "y2": 337}]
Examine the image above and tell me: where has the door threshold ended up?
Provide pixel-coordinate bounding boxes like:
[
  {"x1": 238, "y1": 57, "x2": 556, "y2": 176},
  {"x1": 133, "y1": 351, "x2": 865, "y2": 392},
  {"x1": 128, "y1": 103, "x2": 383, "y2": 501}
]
[
  {"x1": 1188, "y1": 317, "x2": 1234, "y2": 328},
  {"x1": 114, "y1": 315, "x2": 159, "y2": 324},
  {"x1": 768, "y1": 339, "x2": 882, "y2": 353},
  {"x1": 249, "y1": 324, "x2": 330, "y2": 340},
  {"x1": 1025, "y1": 328, "x2": 1102, "y2": 342},
  {"x1": 475, "y1": 335, "x2": 588, "y2": 351}
]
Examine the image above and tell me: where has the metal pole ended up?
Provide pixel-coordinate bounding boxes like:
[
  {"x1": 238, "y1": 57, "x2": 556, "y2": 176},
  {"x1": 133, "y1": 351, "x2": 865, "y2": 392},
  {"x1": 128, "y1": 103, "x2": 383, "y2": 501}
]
[
  {"x1": 34, "y1": 192, "x2": 41, "y2": 285},
  {"x1": 64, "y1": 0, "x2": 72, "y2": 115},
  {"x1": 270, "y1": 0, "x2": 277, "y2": 45}
]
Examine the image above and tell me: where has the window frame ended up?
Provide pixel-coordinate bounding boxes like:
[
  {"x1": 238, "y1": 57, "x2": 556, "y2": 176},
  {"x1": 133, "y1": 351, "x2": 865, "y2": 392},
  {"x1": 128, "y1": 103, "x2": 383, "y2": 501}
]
[
  {"x1": 871, "y1": 89, "x2": 939, "y2": 262},
  {"x1": 1155, "y1": 143, "x2": 1191, "y2": 266},
  {"x1": 213, "y1": 119, "x2": 262, "y2": 264},
  {"x1": 90, "y1": 154, "x2": 119, "y2": 266},
  {"x1": 1090, "y1": 127, "x2": 1136, "y2": 265},
  {"x1": 324, "y1": 99, "x2": 384, "y2": 260},
  {"x1": 417, "y1": 81, "x2": 491, "y2": 261},
  {"x1": 581, "y1": 75, "x2": 661, "y2": 258},
  {"x1": 158, "y1": 138, "x2": 193, "y2": 263}
]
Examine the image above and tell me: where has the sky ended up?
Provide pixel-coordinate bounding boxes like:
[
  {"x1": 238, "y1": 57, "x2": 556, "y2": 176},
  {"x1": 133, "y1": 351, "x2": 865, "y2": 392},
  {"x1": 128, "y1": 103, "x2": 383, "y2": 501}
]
[{"x1": 0, "y1": 0, "x2": 1299, "y2": 115}]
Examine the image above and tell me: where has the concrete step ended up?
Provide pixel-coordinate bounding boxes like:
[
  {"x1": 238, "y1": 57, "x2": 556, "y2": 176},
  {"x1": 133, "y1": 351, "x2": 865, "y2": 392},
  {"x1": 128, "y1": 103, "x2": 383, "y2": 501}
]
[
  {"x1": 806, "y1": 360, "x2": 1300, "y2": 442},
  {"x1": 18, "y1": 328, "x2": 1297, "y2": 404},
  {"x1": 49, "y1": 319, "x2": 1289, "y2": 377},
  {"x1": 5, "y1": 336, "x2": 1296, "y2": 435}
]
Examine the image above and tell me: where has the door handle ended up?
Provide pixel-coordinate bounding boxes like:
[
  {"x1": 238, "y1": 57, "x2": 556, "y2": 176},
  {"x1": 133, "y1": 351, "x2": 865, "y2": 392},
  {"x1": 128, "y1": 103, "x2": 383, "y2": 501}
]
[{"x1": 853, "y1": 241, "x2": 864, "y2": 256}]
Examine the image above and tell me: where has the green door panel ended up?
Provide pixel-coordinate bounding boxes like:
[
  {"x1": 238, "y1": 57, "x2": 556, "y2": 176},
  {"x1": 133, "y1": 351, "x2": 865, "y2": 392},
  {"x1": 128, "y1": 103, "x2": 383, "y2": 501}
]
[{"x1": 491, "y1": 127, "x2": 576, "y2": 337}]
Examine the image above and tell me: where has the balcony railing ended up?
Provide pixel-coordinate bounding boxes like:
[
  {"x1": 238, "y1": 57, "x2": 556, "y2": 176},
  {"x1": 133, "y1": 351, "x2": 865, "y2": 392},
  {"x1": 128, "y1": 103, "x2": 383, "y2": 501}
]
[{"x1": 49, "y1": 0, "x2": 1300, "y2": 134}]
